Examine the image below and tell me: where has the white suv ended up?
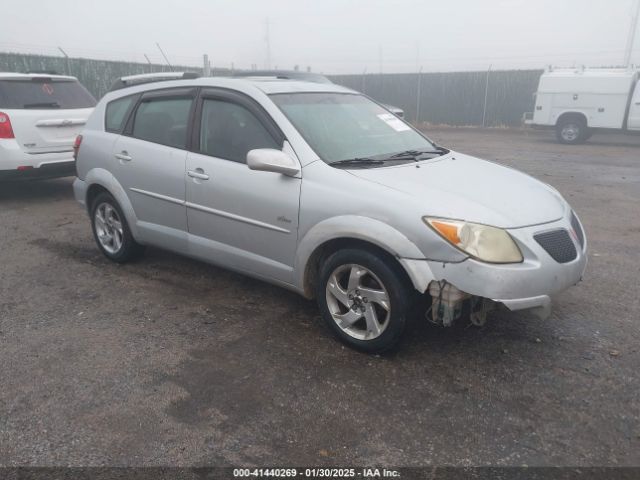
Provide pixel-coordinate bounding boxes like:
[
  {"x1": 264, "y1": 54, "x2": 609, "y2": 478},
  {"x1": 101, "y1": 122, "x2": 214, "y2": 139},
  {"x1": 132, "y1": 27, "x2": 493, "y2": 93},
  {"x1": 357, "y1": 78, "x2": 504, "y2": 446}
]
[{"x1": 0, "y1": 73, "x2": 96, "y2": 180}]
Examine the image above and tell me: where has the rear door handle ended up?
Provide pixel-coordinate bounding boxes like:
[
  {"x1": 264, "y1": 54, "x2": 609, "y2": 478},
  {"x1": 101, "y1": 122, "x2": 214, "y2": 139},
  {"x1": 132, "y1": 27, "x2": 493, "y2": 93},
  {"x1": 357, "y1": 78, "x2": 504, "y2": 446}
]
[
  {"x1": 187, "y1": 169, "x2": 210, "y2": 180},
  {"x1": 115, "y1": 151, "x2": 132, "y2": 162}
]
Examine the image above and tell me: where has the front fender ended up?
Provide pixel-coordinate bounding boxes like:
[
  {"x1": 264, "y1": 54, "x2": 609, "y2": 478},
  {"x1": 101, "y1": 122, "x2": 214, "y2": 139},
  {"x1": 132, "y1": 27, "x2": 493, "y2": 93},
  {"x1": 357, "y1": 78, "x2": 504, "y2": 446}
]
[
  {"x1": 294, "y1": 215, "x2": 435, "y2": 295},
  {"x1": 83, "y1": 168, "x2": 141, "y2": 240}
]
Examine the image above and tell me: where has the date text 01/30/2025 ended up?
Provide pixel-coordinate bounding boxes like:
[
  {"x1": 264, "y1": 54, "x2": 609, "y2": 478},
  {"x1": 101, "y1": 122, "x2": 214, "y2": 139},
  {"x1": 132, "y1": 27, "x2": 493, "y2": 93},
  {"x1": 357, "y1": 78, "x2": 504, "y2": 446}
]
[{"x1": 232, "y1": 468, "x2": 401, "y2": 478}]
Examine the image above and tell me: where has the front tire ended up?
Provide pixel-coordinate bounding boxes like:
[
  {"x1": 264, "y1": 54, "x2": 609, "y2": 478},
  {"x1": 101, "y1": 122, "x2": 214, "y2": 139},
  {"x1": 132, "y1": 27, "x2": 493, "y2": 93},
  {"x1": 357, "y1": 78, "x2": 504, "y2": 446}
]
[
  {"x1": 556, "y1": 117, "x2": 588, "y2": 144},
  {"x1": 317, "y1": 248, "x2": 412, "y2": 353},
  {"x1": 90, "y1": 192, "x2": 144, "y2": 263}
]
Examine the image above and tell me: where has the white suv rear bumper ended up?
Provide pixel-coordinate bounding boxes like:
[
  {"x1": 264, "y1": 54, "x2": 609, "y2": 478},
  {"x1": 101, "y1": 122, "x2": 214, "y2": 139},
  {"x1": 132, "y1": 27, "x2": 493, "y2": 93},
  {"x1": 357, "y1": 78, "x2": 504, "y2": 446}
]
[{"x1": 0, "y1": 138, "x2": 75, "y2": 179}]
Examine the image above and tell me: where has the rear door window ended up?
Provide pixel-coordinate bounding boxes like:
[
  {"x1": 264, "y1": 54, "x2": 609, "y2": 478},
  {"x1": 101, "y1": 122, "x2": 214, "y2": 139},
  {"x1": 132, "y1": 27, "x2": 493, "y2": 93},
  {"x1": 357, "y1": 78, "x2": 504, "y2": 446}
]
[
  {"x1": 131, "y1": 96, "x2": 193, "y2": 149},
  {"x1": 0, "y1": 78, "x2": 96, "y2": 109}
]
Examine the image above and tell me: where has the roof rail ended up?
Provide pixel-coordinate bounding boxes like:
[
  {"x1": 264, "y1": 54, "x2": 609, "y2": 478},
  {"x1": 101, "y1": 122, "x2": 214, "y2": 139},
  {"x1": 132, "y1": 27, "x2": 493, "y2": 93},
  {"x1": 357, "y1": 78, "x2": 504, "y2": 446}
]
[{"x1": 109, "y1": 71, "x2": 200, "y2": 92}]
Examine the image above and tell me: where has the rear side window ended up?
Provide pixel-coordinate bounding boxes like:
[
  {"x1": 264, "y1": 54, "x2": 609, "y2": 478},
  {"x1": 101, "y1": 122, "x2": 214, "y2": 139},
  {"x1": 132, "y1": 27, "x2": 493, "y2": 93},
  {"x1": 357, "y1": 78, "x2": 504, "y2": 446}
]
[
  {"x1": 199, "y1": 99, "x2": 280, "y2": 163},
  {"x1": 105, "y1": 95, "x2": 136, "y2": 133},
  {"x1": 131, "y1": 97, "x2": 193, "y2": 149},
  {"x1": 0, "y1": 78, "x2": 96, "y2": 109}
]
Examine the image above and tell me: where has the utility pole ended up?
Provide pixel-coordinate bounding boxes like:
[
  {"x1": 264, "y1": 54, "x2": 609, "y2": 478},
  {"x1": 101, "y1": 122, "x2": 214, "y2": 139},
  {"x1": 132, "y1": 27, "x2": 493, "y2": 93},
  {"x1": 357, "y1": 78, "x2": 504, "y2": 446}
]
[
  {"x1": 203, "y1": 54, "x2": 211, "y2": 77},
  {"x1": 624, "y1": 0, "x2": 640, "y2": 67},
  {"x1": 58, "y1": 47, "x2": 70, "y2": 75},
  {"x1": 265, "y1": 18, "x2": 272, "y2": 69},
  {"x1": 361, "y1": 67, "x2": 367, "y2": 93},
  {"x1": 156, "y1": 42, "x2": 173, "y2": 71},
  {"x1": 416, "y1": 66, "x2": 423, "y2": 124},
  {"x1": 482, "y1": 64, "x2": 492, "y2": 128}
]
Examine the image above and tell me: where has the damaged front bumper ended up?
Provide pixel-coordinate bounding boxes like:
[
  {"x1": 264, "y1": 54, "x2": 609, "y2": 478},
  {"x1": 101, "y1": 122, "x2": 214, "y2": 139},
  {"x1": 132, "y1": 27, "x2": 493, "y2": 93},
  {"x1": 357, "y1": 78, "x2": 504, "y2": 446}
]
[{"x1": 400, "y1": 215, "x2": 588, "y2": 322}]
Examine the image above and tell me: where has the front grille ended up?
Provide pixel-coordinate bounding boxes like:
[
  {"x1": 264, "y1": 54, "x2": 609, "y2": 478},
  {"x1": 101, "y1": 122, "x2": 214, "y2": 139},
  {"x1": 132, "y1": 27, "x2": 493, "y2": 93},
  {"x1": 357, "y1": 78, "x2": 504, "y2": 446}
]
[
  {"x1": 571, "y1": 212, "x2": 585, "y2": 249},
  {"x1": 534, "y1": 229, "x2": 577, "y2": 263}
]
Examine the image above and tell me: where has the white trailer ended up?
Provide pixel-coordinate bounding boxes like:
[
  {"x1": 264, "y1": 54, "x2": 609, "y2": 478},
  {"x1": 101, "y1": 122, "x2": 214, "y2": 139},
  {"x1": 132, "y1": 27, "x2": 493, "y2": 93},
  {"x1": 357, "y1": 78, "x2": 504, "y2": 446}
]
[{"x1": 525, "y1": 68, "x2": 640, "y2": 144}]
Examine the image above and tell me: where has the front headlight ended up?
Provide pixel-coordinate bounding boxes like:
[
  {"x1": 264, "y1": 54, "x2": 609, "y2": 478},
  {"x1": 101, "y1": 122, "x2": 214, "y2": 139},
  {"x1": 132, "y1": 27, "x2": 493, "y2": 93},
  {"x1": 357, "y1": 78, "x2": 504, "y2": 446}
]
[{"x1": 423, "y1": 217, "x2": 523, "y2": 264}]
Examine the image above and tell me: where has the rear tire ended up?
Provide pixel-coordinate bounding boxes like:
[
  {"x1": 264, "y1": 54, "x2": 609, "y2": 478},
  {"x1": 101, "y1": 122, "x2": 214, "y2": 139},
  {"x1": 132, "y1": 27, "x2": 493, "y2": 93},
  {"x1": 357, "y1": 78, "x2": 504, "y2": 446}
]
[
  {"x1": 90, "y1": 192, "x2": 144, "y2": 263},
  {"x1": 316, "y1": 248, "x2": 412, "y2": 353},
  {"x1": 556, "y1": 117, "x2": 588, "y2": 144}
]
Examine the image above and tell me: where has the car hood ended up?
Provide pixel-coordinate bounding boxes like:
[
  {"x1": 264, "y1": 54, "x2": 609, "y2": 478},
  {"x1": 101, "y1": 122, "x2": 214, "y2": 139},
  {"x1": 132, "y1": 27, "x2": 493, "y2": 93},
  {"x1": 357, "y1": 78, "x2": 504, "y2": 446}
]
[{"x1": 347, "y1": 152, "x2": 566, "y2": 229}]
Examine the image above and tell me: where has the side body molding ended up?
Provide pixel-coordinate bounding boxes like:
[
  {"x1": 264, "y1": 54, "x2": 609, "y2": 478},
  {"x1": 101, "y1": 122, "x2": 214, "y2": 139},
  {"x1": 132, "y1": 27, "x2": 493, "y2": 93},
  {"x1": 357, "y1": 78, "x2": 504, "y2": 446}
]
[{"x1": 294, "y1": 215, "x2": 435, "y2": 296}]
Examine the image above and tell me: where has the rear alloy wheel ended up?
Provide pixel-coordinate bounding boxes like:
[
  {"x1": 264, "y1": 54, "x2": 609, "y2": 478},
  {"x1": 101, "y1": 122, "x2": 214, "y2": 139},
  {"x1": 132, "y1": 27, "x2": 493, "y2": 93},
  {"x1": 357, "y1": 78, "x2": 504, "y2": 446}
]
[
  {"x1": 317, "y1": 249, "x2": 411, "y2": 353},
  {"x1": 94, "y1": 202, "x2": 124, "y2": 255},
  {"x1": 90, "y1": 192, "x2": 144, "y2": 263}
]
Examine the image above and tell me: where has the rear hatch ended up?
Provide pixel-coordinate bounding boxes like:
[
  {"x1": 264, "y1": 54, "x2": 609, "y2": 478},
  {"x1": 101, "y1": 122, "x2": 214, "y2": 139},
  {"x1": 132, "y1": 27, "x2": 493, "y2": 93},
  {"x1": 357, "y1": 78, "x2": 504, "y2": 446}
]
[{"x1": 0, "y1": 76, "x2": 96, "y2": 153}]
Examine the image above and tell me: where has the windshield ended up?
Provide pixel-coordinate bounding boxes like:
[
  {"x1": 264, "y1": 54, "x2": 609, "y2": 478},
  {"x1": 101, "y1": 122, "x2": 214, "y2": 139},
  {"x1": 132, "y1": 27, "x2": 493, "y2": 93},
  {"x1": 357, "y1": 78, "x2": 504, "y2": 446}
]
[
  {"x1": 0, "y1": 78, "x2": 97, "y2": 109},
  {"x1": 270, "y1": 92, "x2": 436, "y2": 164}
]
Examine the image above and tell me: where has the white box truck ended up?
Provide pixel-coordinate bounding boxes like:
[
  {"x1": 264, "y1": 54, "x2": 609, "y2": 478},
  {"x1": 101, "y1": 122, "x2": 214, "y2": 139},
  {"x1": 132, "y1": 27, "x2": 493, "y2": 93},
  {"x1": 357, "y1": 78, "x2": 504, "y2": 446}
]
[{"x1": 525, "y1": 68, "x2": 640, "y2": 144}]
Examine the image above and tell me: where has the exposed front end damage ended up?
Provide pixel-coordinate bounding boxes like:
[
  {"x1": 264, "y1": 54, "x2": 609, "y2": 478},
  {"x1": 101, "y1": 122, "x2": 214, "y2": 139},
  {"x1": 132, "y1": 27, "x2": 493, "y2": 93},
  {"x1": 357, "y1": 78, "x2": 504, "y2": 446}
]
[
  {"x1": 427, "y1": 281, "x2": 498, "y2": 327},
  {"x1": 400, "y1": 213, "x2": 588, "y2": 327}
]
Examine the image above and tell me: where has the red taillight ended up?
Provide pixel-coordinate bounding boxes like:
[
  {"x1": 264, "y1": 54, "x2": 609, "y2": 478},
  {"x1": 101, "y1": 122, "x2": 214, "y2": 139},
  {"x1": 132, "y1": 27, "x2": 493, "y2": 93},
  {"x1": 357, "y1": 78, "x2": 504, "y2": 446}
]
[
  {"x1": 0, "y1": 111, "x2": 15, "y2": 139},
  {"x1": 73, "y1": 134, "x2": 83, "y2": 161}
]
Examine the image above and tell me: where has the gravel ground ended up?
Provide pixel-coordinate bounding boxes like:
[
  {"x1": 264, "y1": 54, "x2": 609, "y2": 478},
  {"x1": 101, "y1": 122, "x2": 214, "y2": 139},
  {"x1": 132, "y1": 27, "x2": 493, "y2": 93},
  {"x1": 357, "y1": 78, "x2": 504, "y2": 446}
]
[{"x1": 0, "y1": 127, "x2": 638, "y2": 467}]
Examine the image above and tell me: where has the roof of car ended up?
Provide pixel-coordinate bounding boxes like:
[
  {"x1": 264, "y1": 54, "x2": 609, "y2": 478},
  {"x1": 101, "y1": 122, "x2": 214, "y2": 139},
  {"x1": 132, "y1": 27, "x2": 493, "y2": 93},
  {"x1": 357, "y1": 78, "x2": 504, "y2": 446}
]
[
  {"x1": 104, "y1": 75, "x2": 355, "y2": 100},
  {"x1": 0, "y1": 72, "x2": 77, "y2": 81},
  {"x1": 233, "y1": 70, "x2": 333, "y2": 84},
  {"x1": 239, "y1": 78, "x2": 352, "y2": 94}
]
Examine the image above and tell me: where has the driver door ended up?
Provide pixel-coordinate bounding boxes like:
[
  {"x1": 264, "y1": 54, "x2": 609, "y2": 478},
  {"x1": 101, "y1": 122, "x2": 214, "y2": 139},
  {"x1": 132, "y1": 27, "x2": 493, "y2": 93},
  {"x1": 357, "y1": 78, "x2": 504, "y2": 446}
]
[{"x1": 185, "y1": 89, "x2": 302, "y2": 284}]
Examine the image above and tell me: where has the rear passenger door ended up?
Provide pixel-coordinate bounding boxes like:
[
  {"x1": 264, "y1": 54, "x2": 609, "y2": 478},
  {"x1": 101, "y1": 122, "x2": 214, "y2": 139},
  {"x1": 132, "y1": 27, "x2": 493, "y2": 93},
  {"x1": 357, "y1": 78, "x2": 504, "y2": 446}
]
[
  {"x1": 112, "y1": 88, "x2": 195, "y2": 248},
  {"x1": 185, "y1": 89, "x2": 302, "y2": 284}
]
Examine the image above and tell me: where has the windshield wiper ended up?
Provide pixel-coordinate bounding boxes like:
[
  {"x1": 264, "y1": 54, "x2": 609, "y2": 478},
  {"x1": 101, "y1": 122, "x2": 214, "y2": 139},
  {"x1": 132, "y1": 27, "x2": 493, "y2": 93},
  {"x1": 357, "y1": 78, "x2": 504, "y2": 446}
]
[
  {"x1": 330, "y1": 157, "x2": 385, "y2": 167},
  {"x1": 389, "y1": 148, "x2": 448, "y2": 160},
  {"x1": 23, "y1": 102, "x2": 61, "y2": 109}
]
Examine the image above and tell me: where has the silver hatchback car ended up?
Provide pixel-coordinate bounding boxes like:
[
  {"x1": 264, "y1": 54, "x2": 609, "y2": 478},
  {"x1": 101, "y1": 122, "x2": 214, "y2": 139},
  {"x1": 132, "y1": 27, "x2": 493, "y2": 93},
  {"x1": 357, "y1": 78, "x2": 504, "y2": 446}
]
[{"x1": 74, "y1": 74, "x2": 587, "y2": 352}]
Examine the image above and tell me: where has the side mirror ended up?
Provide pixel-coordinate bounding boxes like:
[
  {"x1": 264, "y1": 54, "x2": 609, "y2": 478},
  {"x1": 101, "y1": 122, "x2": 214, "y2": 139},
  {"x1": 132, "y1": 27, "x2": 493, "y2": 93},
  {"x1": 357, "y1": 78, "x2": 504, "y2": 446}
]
[{"x1": 246, "y1": 149, "x2": 300, "y2": 177}]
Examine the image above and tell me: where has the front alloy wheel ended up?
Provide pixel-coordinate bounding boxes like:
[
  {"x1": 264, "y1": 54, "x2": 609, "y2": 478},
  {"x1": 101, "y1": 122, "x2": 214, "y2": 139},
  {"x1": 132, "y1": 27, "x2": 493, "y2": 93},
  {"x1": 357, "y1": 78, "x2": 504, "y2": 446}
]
[
  {"x1": 317, "y1": 248, "x2": 411, "y2": 353},
  {"x1": 326, "y1": 264, "x2": 391, "y2": 341}
]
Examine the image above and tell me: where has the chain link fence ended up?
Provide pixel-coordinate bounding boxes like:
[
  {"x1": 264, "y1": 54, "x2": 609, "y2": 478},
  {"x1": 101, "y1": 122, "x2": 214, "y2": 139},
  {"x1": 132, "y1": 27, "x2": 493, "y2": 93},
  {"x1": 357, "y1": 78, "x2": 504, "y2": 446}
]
[
  {"x1": 1, "y1": 52, "x2": 542, "y2": 127},
  {"x1": 0, "y1": 52, "x2": 207, "y2": 100},
  {"x1": 330, "y1": 69, "x2": 543, "y2": 127}
]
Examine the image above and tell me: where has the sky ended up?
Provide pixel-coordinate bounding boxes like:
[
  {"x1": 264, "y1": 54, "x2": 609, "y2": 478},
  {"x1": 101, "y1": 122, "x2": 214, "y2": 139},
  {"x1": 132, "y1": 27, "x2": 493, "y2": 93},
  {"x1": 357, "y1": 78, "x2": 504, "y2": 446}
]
[{"x1": 1, "y1": 0, "x2": 639, "y2": 74}]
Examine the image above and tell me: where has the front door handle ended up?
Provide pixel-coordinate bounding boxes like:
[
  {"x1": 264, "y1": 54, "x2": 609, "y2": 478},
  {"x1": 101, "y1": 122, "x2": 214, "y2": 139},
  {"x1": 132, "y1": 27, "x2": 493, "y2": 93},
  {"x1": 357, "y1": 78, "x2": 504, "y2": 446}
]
[
  {"x1": 115, "y1": 151, "x2": 132, "y2": 162},
  {"x1": 187, "y1": 169, "x2": 210, "y2": 180}
]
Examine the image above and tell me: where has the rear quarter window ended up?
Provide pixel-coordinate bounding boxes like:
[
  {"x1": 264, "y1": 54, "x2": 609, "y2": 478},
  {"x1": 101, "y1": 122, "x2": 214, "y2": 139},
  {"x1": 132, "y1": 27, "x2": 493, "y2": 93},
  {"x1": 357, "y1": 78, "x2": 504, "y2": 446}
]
[
  {"x1": 105, "y1": 95, "x2": 137, "y2": 133},
  {"x1": 0, "y1": 78, "x2": 97, "y2": 109}
]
